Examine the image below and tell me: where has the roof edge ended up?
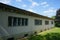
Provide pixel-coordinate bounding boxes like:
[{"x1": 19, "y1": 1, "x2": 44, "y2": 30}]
[{"x1": 0, "y1": 3, "x2": 54, "y2": 20}]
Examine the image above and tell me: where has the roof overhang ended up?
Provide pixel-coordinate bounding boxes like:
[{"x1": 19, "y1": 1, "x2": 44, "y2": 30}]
[{"x1": 0, "y1": 3, "x2": 54, "y2": 20}]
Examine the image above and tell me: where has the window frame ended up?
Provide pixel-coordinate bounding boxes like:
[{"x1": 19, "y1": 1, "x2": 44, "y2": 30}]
[
  {"x1": 51, "y1": 21, "x2": 53, "y2": 24},
  {"x1": 35, "y1": 19, "x2": 42, "y2": 25},
  {"x1": 45, "y1": 21, "x2": 49, "y2": 25},
  {"x1": 8, "y1": 16, "x2": 28, "y2": 27}
]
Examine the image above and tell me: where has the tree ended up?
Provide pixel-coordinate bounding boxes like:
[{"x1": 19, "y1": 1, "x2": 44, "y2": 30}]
[
  {"x1": 51, "y1": 16, "x2": 55, "y2": 19},
  {"x1": 55, "y1": 9, "x2": 60, "y2": 27}
]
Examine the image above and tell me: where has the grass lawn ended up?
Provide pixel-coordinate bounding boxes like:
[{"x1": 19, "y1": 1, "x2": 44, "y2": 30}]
[
  {"x1": 28, "y1": 27, "x2": 60, "y2": 40},
  {"x1": 38, "y1": 27, "x2": 60, "y2": 35}
]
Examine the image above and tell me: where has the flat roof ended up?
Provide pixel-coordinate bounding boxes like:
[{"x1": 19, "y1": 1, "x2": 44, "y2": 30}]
[{"x1": 0, "y1": 3, "x2": 54, "y2": 20}]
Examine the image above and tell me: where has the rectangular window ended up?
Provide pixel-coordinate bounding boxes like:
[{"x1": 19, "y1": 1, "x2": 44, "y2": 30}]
[
  {"x1": 8, "y1": 16, "x2": 12, "y2": 26},
  {"x1": 35, "y1": 19, "x2": 42, "y2": 25},
  {"x1": 21, "y1": 18, "x2": 28, "y2": 26},
  {"x1": 8, "y1": 16, "x2": 28, "y2": 26},
  {"x1": 39, "y1": 20, "x2": 42, "y2": 25},
  {"x1": 35, "y1": 20, "x2": 39, "y2": 25},
  {"x1": 13, "y1": 17, "x2": 17, "y2": 26},
  {"x1": 18, "y1": 18, "x2": 21, "y2": 26},
  {"x1": 51, "y1": 21, "x2": 53, "y2": 24},
  {"x1": 45, "y1": 21, "x2": 49, "y2": 25},
  {"x1": 25, "y1": 18, "x2": 28, "y2": 26},
  {"x1": 22, "y1": 18, "x2": 25, "y2": 26}
]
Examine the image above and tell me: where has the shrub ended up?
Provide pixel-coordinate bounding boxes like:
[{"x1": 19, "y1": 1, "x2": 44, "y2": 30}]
[
  {"x1": 0, "y1": 37, "x2": 3, "y2": 40},
  {"x1": 28, "y1": 35, "x2": 44, "y2": 40},
  {"x1": 28, "y1": 33, "x2": 60, "y2": 40},
  {"x1": 44, "y1": 33, "x2": 60, "y2": 40}
]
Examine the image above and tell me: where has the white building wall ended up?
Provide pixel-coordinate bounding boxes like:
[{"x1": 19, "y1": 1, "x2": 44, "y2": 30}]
[{"x1": 0, "y1": 10, "x2": 54, "y2": 37}]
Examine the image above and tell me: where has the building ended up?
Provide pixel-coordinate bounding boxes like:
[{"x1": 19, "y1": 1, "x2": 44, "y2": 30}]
[
  {"x1": 0, "y1": 3, "x2": 54, "y2": 40},
  {"x1": 55, "y1": 9, "x2": 60, "y2": 27}
]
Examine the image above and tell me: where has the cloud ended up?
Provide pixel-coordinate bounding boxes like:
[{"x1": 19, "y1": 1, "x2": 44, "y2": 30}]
[
  {"x1": 28, "y1": 9, "x2": 34, "y2": 12},
  {"x1": 43, "y1": 4, "x2": 49, "y2": 7},
  {"x1": 41, "y1": 2, "x2": 47, "y2": 5},
  {"x1": 16, "y1": 0, "x2": 22, "y2": 2},
  {"x1": 29, "y1": 0, "x2": 39, "y2": 8},
  {"x1": 29, "y1": 0, "x2": 33, "y2": 2},
  {"x1": 0, "y1": 0, "x2": 11, "y2": 4},
  {"x1": 42, "y1": 7, "x2": 57, "y2": 17},
  {"x1": 43, "y1": 8, "x2": 56, "y2": 13},
  {"x1": 28, "y1": 9, "x2": 36, "y2": 13},
  {"x1": 28, "y1": 0, "x2": 39, "y2": 8},
  {"x1": 22, "y1": 4, "x2": 27, "y2": 7},
  {"x1": 31, "y1": 2, "x2": 39, "y2": 8},
  {"x1": 40, "y1": 2, "x2": 49, "y2": 7}
]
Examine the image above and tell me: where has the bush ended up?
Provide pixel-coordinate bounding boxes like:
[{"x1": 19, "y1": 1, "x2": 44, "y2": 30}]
[
  {"x1": 44, "y1": 33, "x2": 60, "y2": 40},
  {"x1": 0, "y1": 37, "x2": 3, "y2": 40},
  {"x1": 28, "y1": 33, "x2": 60, "y2": 40},
  {"x1": 28, "y1": 35, "x2": 44, "y2": 40}
]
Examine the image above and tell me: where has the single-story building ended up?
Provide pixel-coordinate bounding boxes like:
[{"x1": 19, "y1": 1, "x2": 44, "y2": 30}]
[{"x1": 0, "y1": 3, "x2": 54, "y2": 40}]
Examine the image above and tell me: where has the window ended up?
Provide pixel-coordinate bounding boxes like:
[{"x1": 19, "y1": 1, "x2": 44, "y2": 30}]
[
  {"x1": 35, "y1": 20, "x2": 39, "y2": 25},
  {"x1": 25, "y1": 19, "x2": 28, "y2": 26},
  {"x1": 39, "y1": 20, "x2": 42, "y2": 25},
  {"x1": 13, "y1": 17, "x2": 17, "y2": 26},
  {"x1": 45, "y1": 21, "x2": 49, "y2": 25},
  {"x1": 8, "y1": 16, "x2": 13, "y2": 26},
  {"x1": 22, "y1": 18, "x2": 25, "y2": 26},
  {"x1": 35, "y1": 19, "x2": 42, "y2": 25},
  {"x1": 51, "y1": 21, "x2": 53, "y2": 24},
  {"x1": 18, "y1": 18, "x2": 21, "y2": 26},
  {"x1": 8, "y1": 16, "x2": 28, "y2": 26}
]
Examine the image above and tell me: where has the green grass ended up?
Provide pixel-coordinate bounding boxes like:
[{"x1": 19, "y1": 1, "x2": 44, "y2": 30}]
[
  {"x1": 28, "y1": 27, "x2": 60, "y2": 40},
  {"x1": 38, "y1": 27, "x2": 60, "y2": 35}
]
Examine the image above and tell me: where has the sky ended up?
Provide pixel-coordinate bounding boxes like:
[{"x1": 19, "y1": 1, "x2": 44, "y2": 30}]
[{"x1": 0, "y1": 0, "x2": 60, "y2": 17}]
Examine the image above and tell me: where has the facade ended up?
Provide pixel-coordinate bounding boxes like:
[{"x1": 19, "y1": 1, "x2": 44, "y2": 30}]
[
  {"x1": 55, "y1": 9, "x2": 60, "y2": 27},
  {"x1": 0, "y1": 3, "x2": 54, "y2": 40}
]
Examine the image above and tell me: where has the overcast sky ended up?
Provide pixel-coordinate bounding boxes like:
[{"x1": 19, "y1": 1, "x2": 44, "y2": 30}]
[{"x1": 0, "y1": 0, "x2": 60, "y2": 17}]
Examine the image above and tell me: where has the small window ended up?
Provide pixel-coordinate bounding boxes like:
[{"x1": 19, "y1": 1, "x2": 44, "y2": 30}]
[
  {"x1": 35, "y1": 20, "x2": 39, "y2": 25},
  {"x1": 45, "y1": 21, "x2": 49, "y2": 25},
  {"x1": 8, "y1": 16, "x2": 12, "y2": 26},
  {"x1": 22, "y1": 18, "x2": 25, "y2": 26},
  {"x1": 39, "y1": 20, "x2": 42, "y2": 25},
  {"x1": 21, "y1": 18, "x2": 28, "y2": 26},
  {"x1": 13, "y1": 17, "x2": 17, "y2": 26},
  {"x1": 18, "y1": 18, "x2": 21, "y2": 26},
  {"x1": 25, "y1": 18, "x2": 28, "y2": 26},
  {"x1": 8, "y1": 16, "x2": 28, "y2": 26},
  {"x1": 35, "y1": 19, "x2": 42, "y2": 25},
  {"x1": 51, "y1": 21, "x2": 53, "y2": 24}
]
